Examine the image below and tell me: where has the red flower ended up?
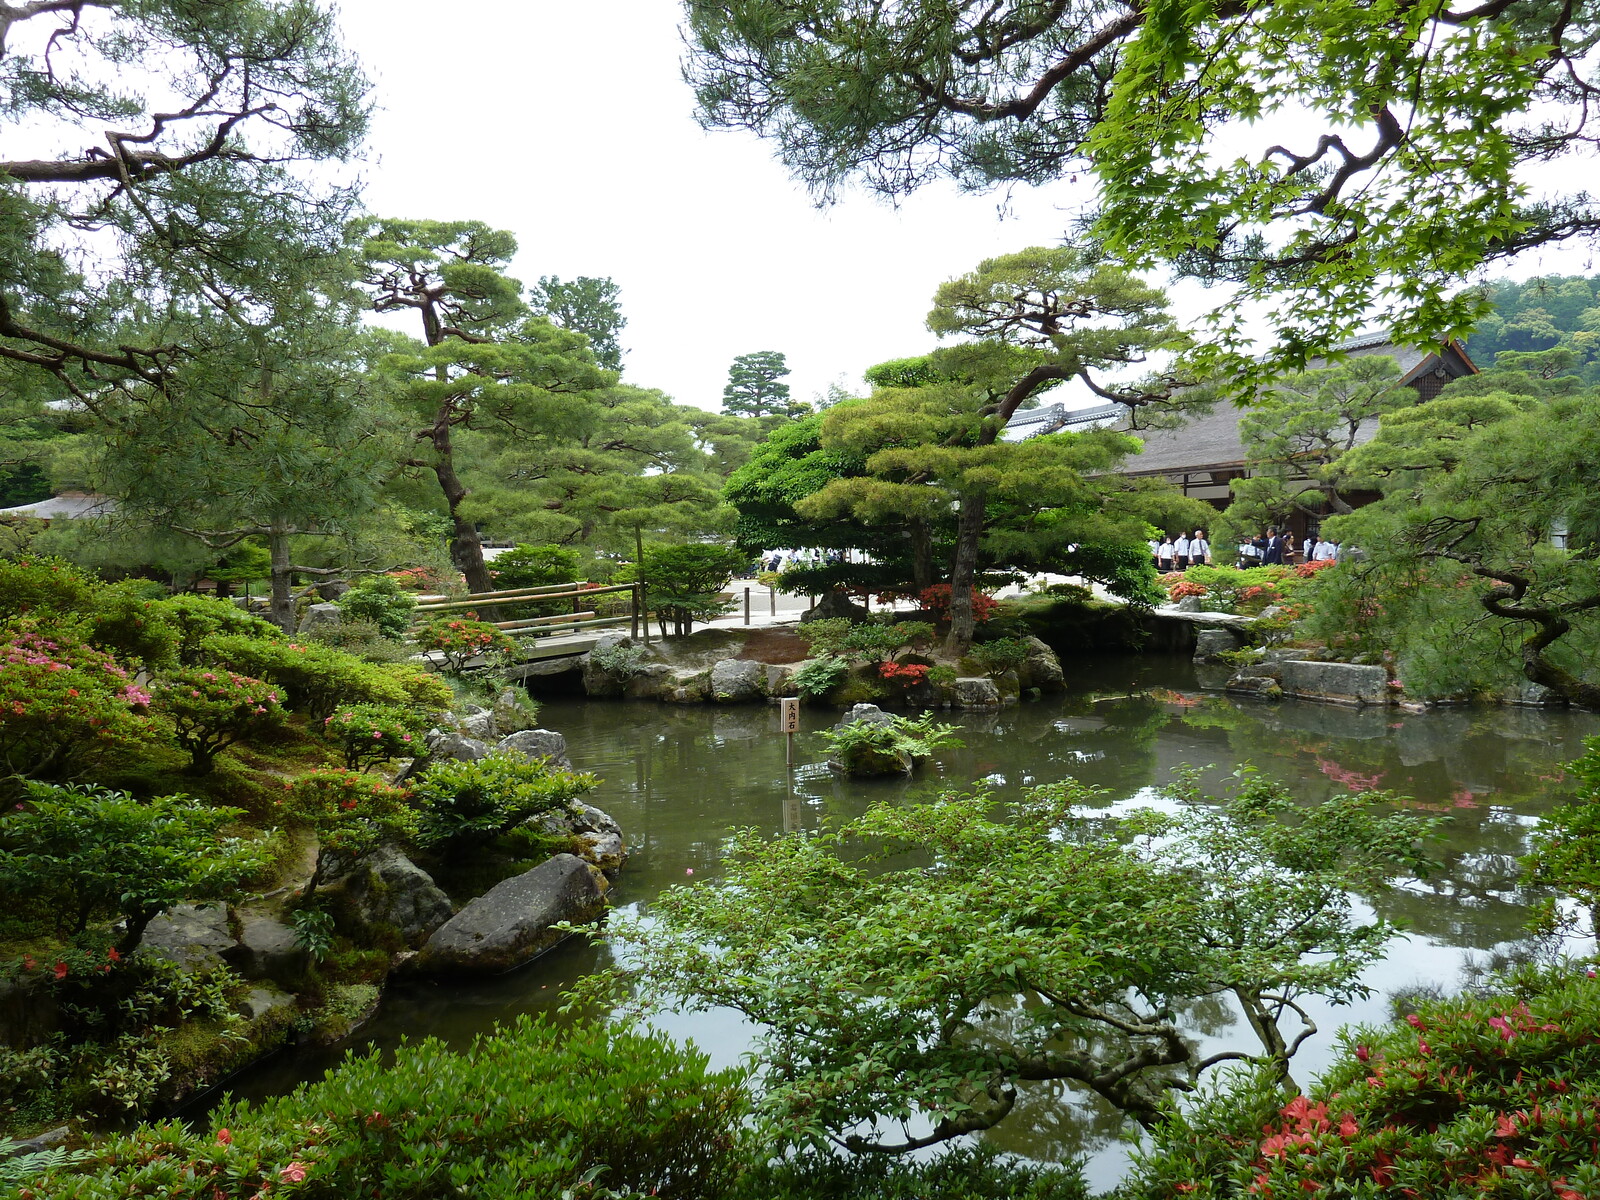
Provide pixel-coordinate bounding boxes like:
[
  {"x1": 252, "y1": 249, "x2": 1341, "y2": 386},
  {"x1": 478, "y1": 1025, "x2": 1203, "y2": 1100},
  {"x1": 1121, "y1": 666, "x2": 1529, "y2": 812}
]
[
  {"x1": 217, "y1": 1128, "x2": 233, "y2": 1145},
  {"x1": 52, "y1": 961, "x2": 68, "y2": 980}
]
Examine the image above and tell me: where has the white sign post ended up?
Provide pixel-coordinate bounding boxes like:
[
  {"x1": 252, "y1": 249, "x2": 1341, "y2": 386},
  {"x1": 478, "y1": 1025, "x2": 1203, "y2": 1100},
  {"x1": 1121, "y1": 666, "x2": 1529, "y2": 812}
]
[{"x1": 779, "y1": 697, "x2": 800, "y2": 766}]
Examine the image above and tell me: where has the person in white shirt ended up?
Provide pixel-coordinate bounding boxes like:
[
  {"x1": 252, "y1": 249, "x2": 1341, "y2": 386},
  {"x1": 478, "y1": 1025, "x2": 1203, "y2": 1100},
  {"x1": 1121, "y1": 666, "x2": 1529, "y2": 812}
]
[
  {"x1": 1157, "y1": 536, "x2": 1176, "y2": 572},
  {"x1": 1173, "y1": 532, "x2": 1191, "y2": 568},
  {"x1": 1189, "y1": 530, "x2": 1210, "y2": 566},
  {"x1": 1311, "y1": 538, "x2": 1336, "y2": 562}
]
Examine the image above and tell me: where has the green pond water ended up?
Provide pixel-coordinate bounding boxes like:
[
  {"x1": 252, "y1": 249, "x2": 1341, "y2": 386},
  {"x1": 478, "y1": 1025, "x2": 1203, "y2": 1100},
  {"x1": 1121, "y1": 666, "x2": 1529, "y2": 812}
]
[{"x1": 208, "y1": 654, "x2": 1600, "y2": 1188}]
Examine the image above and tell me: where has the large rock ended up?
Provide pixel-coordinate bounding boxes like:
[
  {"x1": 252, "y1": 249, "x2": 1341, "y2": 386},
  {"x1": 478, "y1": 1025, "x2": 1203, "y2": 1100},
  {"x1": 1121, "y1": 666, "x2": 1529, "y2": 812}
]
[
  {"x1": 710, "y1": 658, "x2": 766, "y2": 703},
  {"x1": 952, "y1": 677, "x2": 1001, "y2": 710},
  {"x1": 323, "y1": 846, "x2": 454, "y2": 948},
  {"x1": 766, "y1": 663, "x2": 798, "y2": 697},
  {"x1": 138, "y1": 903, "x2": 236, "y2": 973},
  {"x1": 1225, "y1": 673, "x2": 1284, "y2": 701},
  {"x1": 1193, "y1": 627, "x2": 1240, "y2": 663},
  {"x1": 1511, "y1": 682, "x2": 1568, "y2": 708},
  {"x1": 1016, "y1": 637, "x2": 1065, "y2": 692},
  {"x1": 412, "y1": 854, "x2": 606, "y2": 975},
  {"x1": 497, "y1": 728, "x2": 573, "y2": 770},
  {"x1": 800, "y1": 590, "x2": 869, "y2": 623},
  {"x1": 661, "y1": 669, "x2": 712, "y2": 704},
  {"x1": 531, "y1": 801, "x2": 627, "y2": 874},
  {"x1": 492, "y1": 686, "x2": 540, "y2": 733},
  {"x1": 458, "y1": 709, "x2": 497, "y2": 741},
  {"x1": 425, "y1": 729, "x2": 490, "y2": 763},
  {"x1": 297, "y1": 602, "x2": 343, "y2": 634},
  {"x1": 1277, "y1": 660, "x2": 1391, "y2": 707},
  {"x1": 1174, "y1": 595, "x2": 1204, "y2": 613},
  {"x1": 227, "y1": 912, "x2": 310, "y2": 986}
]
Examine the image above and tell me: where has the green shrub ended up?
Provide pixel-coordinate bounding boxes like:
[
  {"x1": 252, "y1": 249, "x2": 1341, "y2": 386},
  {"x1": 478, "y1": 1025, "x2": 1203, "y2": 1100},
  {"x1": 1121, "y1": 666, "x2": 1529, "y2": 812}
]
[
  {"x1": 589, "y1": 639, "x2": 646, "y2": 677},
  {"x1": 155, "y1": 594, "x2": 283, "y2": 665},
  {"x1": 26, "y1": 1016, "x2": 749, "y2": 1200},
  {"x1": 86, "y1": 581, "x2": 179, "y2": 667},
  {"x1": 151, "y1": 668, "x2": 287, "y2": 774},
  {"x1": 411, "y1": 752, "x2": 598, "y2": 849},
  {"x1": 202, "y1": 635, "x2": 428, "y2": 722},
  {"x1": 791, "y1": 655, "x2": 850, "y2": 700},
  {"x1": 333, "y1": 576, "x2": 417, "y2": 640},
  {"x1": 490, "y1": 543, "x2": 583, "y2": 589},
  {"x1": 632, "y1": 543, "x2": 745, "y2": 632},
  {"x1": 0, "y1": 555, "x2": 98, "y2": 617},
  {"x1": 0, "y1": 783, "x2": 265, "y2": 951},
  {"x1": 303, "y1": 617, "x2": 415, "y2": 663},
  {"x1": 0, "y1": 625, "x2": 160, "y2": 788},
  {"x1": 413, "y1": 617, "x2": 518, "y2": 673},
  {"x1": 797, "y1": 619, "x2": 936, "y2": 663},
  {"x1": 795, "y1": 617, "x2": 853, "y2": 655},
  {"x1": 968, "y1": 636, "x2": 1031, "y2": 674},
  {"x1": 319, "y1": 702, "x2": 427, "y2": 772}
]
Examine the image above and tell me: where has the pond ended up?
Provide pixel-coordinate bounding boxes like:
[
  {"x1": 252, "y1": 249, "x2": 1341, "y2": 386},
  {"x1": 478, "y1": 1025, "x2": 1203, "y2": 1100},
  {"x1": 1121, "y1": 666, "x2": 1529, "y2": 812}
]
[{"x1": 209, "y1": 653, "x2": 1600, "y2": 1189}]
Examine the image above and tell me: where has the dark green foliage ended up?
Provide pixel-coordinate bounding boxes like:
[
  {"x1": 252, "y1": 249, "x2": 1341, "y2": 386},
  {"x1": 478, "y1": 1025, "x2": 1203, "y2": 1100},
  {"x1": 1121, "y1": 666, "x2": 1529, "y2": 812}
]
[
  {"x1": 86, "y1": 581, "x2": 180, "y2": 668},
  {"x1": 736, "y1": 1146, "x2": 1087, "y2": 1200},
  {"x1": 27, "y1": 1017, "x2": 750, "y2": 1200},
  {"x1": 722, "y1": 350, "x2": 804, "y2": 420},
  {"x1": 332, "y1": 576, "x2": 416, "y2": 640},
  {"x1": 789, "y1": 655, "x2": 850, "y2": 700},
  {"x1": 152, "y1": 669, "x2": 287, "y2": 775},
  {"x1": 411, "y1": 753, "x2": 598, "y2": 849},
  {"x1": 489, "y1": 543, "x2": 583, "y2": 589},
  {"x1": 968, "y1": 636, "x2": 1031, "y2": 674},
  {"x1": 0, "y1": 555, "x2": 96, "y2": 617}
]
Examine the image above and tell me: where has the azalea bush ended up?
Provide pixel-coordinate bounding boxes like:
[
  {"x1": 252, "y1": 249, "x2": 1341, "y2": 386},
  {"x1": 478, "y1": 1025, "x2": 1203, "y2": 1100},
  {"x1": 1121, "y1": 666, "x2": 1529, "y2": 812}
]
[
  {"x1": 202, "y1": 635, "x2": 446, "y2": 721},
  {"x1": 1125, "y1": 963, "x2": 1600, "y2": 1200},
  {"x1": 21, "y1": 1016, "x2": 750, "y2": 1200},
  {"x1": 797, "y1": 618, "x2": 937, "y2": 663},
  {"x1": 85, "y1": 581, "x2": 180, "y2": 668},
  {"x1": 410, "y1": 753, "x2": 598, "y2": 850},
  {"x1": 0, "y1": 555, "x2": 97, "y2": 617},
  {"x1": 154, "y1": 594, "x2": 284, "y2": 666},
  {"x1": 0, "y1": 626, "x2": 158, "y2": 788},
  {"x1": 319, "y1": 703, "x2": 427, "y2": 772},
  {"x1": 917, "y1": 584, "x2": 999, "y2": 625},
  {"x1": 152, "y1": 668, "x2": 286, "y2": 775},
  {"x1": 278, "y1": 770, "x2": 417, "y2": 900},
  {"x1": 413, "y1": 617, "x2": 518, "y2": 673}
]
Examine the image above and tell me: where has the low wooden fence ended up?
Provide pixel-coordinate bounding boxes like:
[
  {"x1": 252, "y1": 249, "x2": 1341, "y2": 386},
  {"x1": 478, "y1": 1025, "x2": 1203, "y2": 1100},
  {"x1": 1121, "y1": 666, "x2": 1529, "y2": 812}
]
[{"x1": 406, "y1": 581, "x2": 648, "y2": 644}]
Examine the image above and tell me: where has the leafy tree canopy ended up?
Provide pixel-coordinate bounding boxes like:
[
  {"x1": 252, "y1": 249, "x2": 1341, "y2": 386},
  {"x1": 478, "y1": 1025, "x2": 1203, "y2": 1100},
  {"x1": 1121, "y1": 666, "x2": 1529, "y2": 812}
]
[
  {"x1": 681, "y1": 0, "x2": 1600, "y2": 383},
  {"x1": 1461, "y1": 274, "x2": 1600, "y2": 383},
  {"x1": 584, "y1": 770, "x2": 1437, "y2": 1151}
]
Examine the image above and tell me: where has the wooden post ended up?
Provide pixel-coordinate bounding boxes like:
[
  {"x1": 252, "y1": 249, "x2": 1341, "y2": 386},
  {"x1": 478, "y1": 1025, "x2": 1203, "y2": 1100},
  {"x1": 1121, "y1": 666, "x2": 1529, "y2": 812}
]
[
  {"x1": 744, "y1": 586, "x2": 751, "y2": 625},
  {"x1": 769, "y1": 587, "x2": 776, "y2": 617},
  {"x1": 630, "y1": 581, "x2": 640, "y2": 639}
]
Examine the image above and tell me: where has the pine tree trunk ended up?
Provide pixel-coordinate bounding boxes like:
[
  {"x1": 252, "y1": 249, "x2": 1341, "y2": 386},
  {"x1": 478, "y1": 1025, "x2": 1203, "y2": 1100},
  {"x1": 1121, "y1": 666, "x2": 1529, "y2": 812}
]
[
  {"x1": 942, "y1": 490, "x2": 989, "y2": 658},
  {"x1": 429, "y1": 413, "x2": 494, "y2": 594},
  {"x1": 911, "y1": 519, "x2": 935, "y2": 593},
  {"x1": 268, "y1": 523, "x2": 296, "y2": 633}
]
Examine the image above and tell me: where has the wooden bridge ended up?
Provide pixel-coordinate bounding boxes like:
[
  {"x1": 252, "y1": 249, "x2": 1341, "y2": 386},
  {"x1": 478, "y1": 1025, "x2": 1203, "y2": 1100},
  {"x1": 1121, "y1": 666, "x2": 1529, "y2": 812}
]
[{"x1": 407, "y1": 581, "x2": 648, "y2": 661}]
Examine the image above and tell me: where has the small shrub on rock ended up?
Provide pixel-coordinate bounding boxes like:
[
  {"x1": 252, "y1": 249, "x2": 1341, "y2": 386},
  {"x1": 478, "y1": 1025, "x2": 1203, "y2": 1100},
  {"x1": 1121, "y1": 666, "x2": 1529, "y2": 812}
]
[
  {"x1": 278, "y1": 770, "x2": 417, "y2": 900},
  {"x1": 791, "y1": 655, "x2": 850, "y2": 700},
  {"x1": 320, "y1": 703, "x2": 427, "y2": 772},
  {"x1": 152, "y1": 669, "x2": 286, "y2": 775},
  {"x1": 968, "y1": 636, "x2": 1031, "y2": 675},
  {"x1": 411, "y1": 752, "x2": 598, "y2": 849}
]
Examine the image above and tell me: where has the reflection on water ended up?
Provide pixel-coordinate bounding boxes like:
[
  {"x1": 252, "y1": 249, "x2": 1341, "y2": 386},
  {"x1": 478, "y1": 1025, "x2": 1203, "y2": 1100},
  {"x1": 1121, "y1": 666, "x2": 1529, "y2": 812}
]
[{"x1": 208, "y1": 655, "x2": 1600, "y2": 1190}]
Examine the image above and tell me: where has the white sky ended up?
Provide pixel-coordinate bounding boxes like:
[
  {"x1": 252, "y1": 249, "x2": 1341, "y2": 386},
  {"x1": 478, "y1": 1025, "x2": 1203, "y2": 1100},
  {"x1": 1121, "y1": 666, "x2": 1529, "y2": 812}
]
[
  {"x1": 337, "y1": 0, "x2": 1116, "y2": 411},
  {"x1": 336, "y1": 1, "x2": 1592, "y2": 412}
]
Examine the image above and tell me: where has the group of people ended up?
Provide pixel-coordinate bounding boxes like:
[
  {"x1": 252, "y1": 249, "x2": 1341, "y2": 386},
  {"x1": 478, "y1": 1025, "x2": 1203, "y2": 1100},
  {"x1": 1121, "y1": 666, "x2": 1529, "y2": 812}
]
[
  {"x1": 760, "y1": 548, "x2": 842, "y2": 573},
  {"x1": 1235, "y1": 527, "x2": 1343, "y2": 569},
  {"x1": 1151, "y1": 526, "x2": 1346, "y2": 573},
  {"x1": 1151, "y1": 530, "x2": 1212, "y2": 573}
]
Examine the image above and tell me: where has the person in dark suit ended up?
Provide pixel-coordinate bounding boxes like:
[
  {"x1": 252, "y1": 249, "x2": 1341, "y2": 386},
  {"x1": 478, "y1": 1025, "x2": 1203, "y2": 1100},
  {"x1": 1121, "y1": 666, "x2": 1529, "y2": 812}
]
[{"x1": 1261, "y1": 527, "x2": 1285, "y2": 565}]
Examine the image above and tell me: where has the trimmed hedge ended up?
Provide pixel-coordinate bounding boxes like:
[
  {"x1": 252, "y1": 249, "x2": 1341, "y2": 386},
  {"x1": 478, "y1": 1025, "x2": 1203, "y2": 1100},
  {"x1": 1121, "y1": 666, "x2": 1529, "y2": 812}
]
[{"x1": 19, "y1": 1016, "x2": 750, "y2": 1200}]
